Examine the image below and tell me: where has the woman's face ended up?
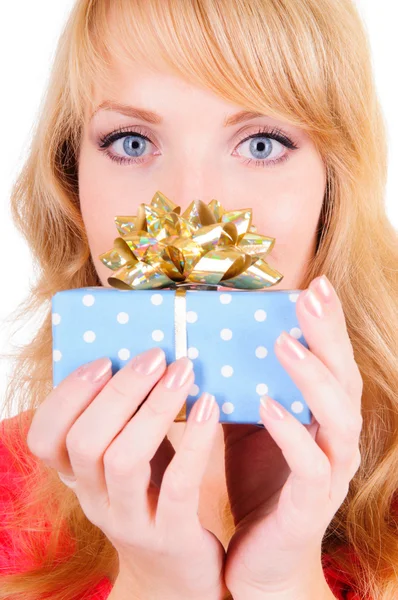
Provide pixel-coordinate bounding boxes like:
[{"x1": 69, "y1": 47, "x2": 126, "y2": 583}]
[{"x1": 78, "y1": 61, "x2": 326, "y2": 290}]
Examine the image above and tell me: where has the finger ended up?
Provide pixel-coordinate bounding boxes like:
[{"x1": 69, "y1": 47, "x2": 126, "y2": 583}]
[
  {"x1": 156, "y1": 392, "x2": 219, "y2": 539},
  {"x1": 269, "y1": 333, "x2": 363, "y2": 499},
  {"x1": 296, "y1": 275, "x2": 363, "y2": 406},
  {"x1": 259, "y1": 397, "x2": 332, "y2": 539},
  {"x1": 26, "y1": 356, "x2": 113, "y2": 475},
  {"x1": 64, "y1": 348, "x2": 168, "y2": 508},
  {"x1": 295, "y1": 276, "x2": 364, "y2": 489},
  {"x1": 274, "y1": 332, "x2": 362, "y2": 449},
  {"x1": 103, "y1": 357, "x2": 196, "y2": 525},
  {"x1": 57, "y1": 471, "x2": 78, "y2": 489}
]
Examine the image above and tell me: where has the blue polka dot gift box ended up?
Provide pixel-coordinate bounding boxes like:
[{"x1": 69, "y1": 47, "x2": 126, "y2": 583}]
[
  {"x1": 51, "y1": 190, "x2": 312, "y2": 426},
  {"x1": 51, "y1": 285, "x2": 311, "y2": 426}
]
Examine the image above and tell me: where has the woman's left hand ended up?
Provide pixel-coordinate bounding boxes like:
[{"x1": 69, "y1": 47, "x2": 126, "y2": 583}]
[{"x1": 222, "y1": 275, "x2": 364, "y2": 599}]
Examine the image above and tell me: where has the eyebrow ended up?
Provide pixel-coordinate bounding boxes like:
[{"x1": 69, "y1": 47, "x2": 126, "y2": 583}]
[{"x1": 90, "y1": 101, "x2": 267, "y2": 127}]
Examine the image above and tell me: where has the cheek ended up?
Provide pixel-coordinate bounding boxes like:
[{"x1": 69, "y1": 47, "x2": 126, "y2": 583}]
[
  {"x1": 78, "y1": 141, "x2": 133, "y2": 286},
  {"x1": 238, "y1": 149, "x2": 326, "y2": 287}
]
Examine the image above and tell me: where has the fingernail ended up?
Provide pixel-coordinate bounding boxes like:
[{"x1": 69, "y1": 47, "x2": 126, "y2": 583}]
[
  {"x1": 303, "y1": 288, "x2": 324, "y2": 318},
  {"x1": 130, "y1": 347, "x2": 166, "y2": 375},
  {"x1": 76, "y1": 357, "x2": 112, "y2": 382},
  {"x1": 57, "y1": 471, "x2": 77, "y2": 488},
  {"x1": 276, "y1": 332, "x2": 306, "y2": 360},
  {"x1": 163, "y1": 357, "x2": 193, "y2": 389},
  {"x1": 315, "y1": 275, "x2": 333, "y2": 303},
  {"x1": 260, "y1": 396, "x2": 285, "y2": 420},
  {"x1": 194, "y1": 392, "x2": 216, "y2": 423}
]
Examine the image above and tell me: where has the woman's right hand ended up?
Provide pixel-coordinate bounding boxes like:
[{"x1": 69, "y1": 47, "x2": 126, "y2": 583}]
[{"x1": 27, "y1": 347, "x2": 228, "y2": 600}]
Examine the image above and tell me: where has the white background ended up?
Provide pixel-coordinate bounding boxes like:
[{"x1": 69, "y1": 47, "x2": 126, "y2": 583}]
[{"x1": 0, "y1": 1, "x2": 397, "y2": 415}]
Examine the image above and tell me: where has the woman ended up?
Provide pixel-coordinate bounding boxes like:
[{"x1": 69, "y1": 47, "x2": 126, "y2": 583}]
[{"x1": 1, "y1": 0, "x2": 397, "y2": 599}]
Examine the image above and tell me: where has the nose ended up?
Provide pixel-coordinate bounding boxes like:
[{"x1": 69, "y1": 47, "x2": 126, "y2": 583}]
[
  {"x1": 162, "y1": 189, "x2": 226, "y2": 218},
  {"x1": 159, "y1": 163, "x2": 224, "y2": 213}
]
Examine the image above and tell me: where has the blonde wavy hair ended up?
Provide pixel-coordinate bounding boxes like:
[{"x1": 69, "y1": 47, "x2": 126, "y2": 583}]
[{"x1": 1, "y1": 0, "x2": 398, "y2": 598}]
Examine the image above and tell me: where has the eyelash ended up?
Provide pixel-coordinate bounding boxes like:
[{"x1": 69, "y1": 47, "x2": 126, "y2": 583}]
[{"x1": 97, "y1": 124, "x2": 299, "y2": 168}]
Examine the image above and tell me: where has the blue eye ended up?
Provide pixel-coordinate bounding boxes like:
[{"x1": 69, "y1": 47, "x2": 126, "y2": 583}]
[
  {"x1": 234, "y1": 127, "x2": 299, "y2": 168},
  {"x1": 117, "y1": 135, "x2": 148, "y2": 158},
  {"x1": 97, "y1": 124, "x2": 299, "y2": 168},
  {"x1": 98, "y1": 126, "x2": 157, "y2": 165},
  {"x1": 237, "y1": 136, "x2": 282, "y2": 163}
]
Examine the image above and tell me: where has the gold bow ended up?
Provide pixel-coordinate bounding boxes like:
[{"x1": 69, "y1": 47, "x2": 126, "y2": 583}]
[{"x1": 98, "y1": 190, "x2": 283, "y2": 290}]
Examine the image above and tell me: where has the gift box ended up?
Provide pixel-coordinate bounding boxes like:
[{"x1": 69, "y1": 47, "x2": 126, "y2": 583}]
[
  {"x1": 51, "y1": 190, "x2": 313, "y2": 426},
  {"x1": 51, "y1": 286, "x2": 311, "y2": 425}
]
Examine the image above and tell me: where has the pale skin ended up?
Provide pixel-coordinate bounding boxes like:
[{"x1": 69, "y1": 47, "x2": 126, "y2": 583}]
[{"x1": 27, "y1": 58, "x2": 363, "y2": 599}]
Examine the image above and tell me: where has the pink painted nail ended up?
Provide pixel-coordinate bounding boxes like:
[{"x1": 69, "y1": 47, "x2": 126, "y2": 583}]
[
  {"x1": 163, "y1": 357, "x2": 193, "y2": 389},
  {"x1": 75, "y1": 357, "x2": 112, "y2": 382},
  {"x1": 260, "y1": 396, "x2": 285, "y2": 420},
  {"x1": 276, "y1": 332, "x2": 306, "y2": 360},
  {"x1": 194, "y1": 392, "x2": 216, "y2": 423},
  {"x1": 303, "y1": 288, "x2": 324, "y2": 318},
  {"x1": 130, "y1": 347, "x2": 166, "y2": 375},
  {"x1": 314, "y1": 275, "x2": 333, "y2": 303}
]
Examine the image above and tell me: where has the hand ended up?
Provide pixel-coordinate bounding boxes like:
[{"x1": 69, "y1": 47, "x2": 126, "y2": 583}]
[
  {"x1": 27, "y1": 348, "x2": 228, "y2": 600},
  {"x1": 222, "y1": 275, "x2": 364, "y2": 599}
]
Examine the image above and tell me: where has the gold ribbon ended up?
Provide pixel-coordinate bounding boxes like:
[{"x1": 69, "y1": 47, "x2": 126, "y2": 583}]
[
  {"x1": 98, "y1": 190, "x2": 284, "y2": 290},
  {"x1": 174, "y1": 287, "x2": 188, "y2": 422},
  {"x1": 98, "y1": 190, "x2": 284, "y2": 422}
]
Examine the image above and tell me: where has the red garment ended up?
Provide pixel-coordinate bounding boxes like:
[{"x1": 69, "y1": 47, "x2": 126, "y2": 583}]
[{"x1": 0, "y1": 414, "x2": 379, "y2": 599}]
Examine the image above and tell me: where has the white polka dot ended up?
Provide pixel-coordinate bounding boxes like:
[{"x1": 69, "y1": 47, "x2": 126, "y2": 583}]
[
  {"x1": 151, "y1": 293, "x2": 163, "y2": 305},
  {"x1": 220, "y1": 294, "x2": 232, "y2": 304},
  {"x1": 255, "y1": 346, "x2": 268, "y2": 358},
  {"x1": 186, "y1": 311, "x2": 198, "y2": 323},
  {"x1": 117, "y1": 312, "x2": 129, "y2": 324},
  {"x1": 254, "y1": 309, "x2": 267, "y2": 322},
  {"x1": 189, "y1": 383, "x2": 200, "y2": 396},
  {"x1": 222, "y1": 401, "x2": 235, "y2": 414},
  {"x1": 290, "y1": 327, "x2": 302, "y2": 339},
  {"x1": 152, "y1": 329, "x2": 164, "y2": 342},
  {"x1": 289, "y1": 293, "x2": 299, "y2": 302},
  {"x1": 83, "y1": 330, "x2": 96, "y2": 343},
  {"x1": 256, "y1": 383, "x2": 269, "y2": 396},
  {"x1": 52, "y1": 313, "x2": 61, "y2": 325},
  {"x1": 221, "y1": 365, "x2": 233, "y2": 377},
  {"x1": 53, "y1": 349, "x2": 62, "y2": 362},
  {"x1": 291, "y1": 401, "x2": 304, "y2": 414},
  {"x1": 188, "y1": 347, "x2": 199, "y2": 359},
  {"x1": 118, "y1": 348, "x2": 130, "y2": 360},
  {"x1": 82, "y1": 294, "x2": 95, "y2": 307},
  {"x1": 220, "y1": 328, "x2": 232, "y2": 341}
]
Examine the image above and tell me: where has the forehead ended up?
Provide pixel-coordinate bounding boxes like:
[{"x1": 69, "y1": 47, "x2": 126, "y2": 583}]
[
  {"x1": 88, "y1": 60, "x2": 300, "y2": 137},
  {"x1": 93, "y1": 59, "x2": 199, "y2": 104},
  {"x1": 85, "y1": 3, "x2": 278, "y2": 124},
  {"x1": 81, "y1": 1, "x2": 316, "y2": 140}
]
